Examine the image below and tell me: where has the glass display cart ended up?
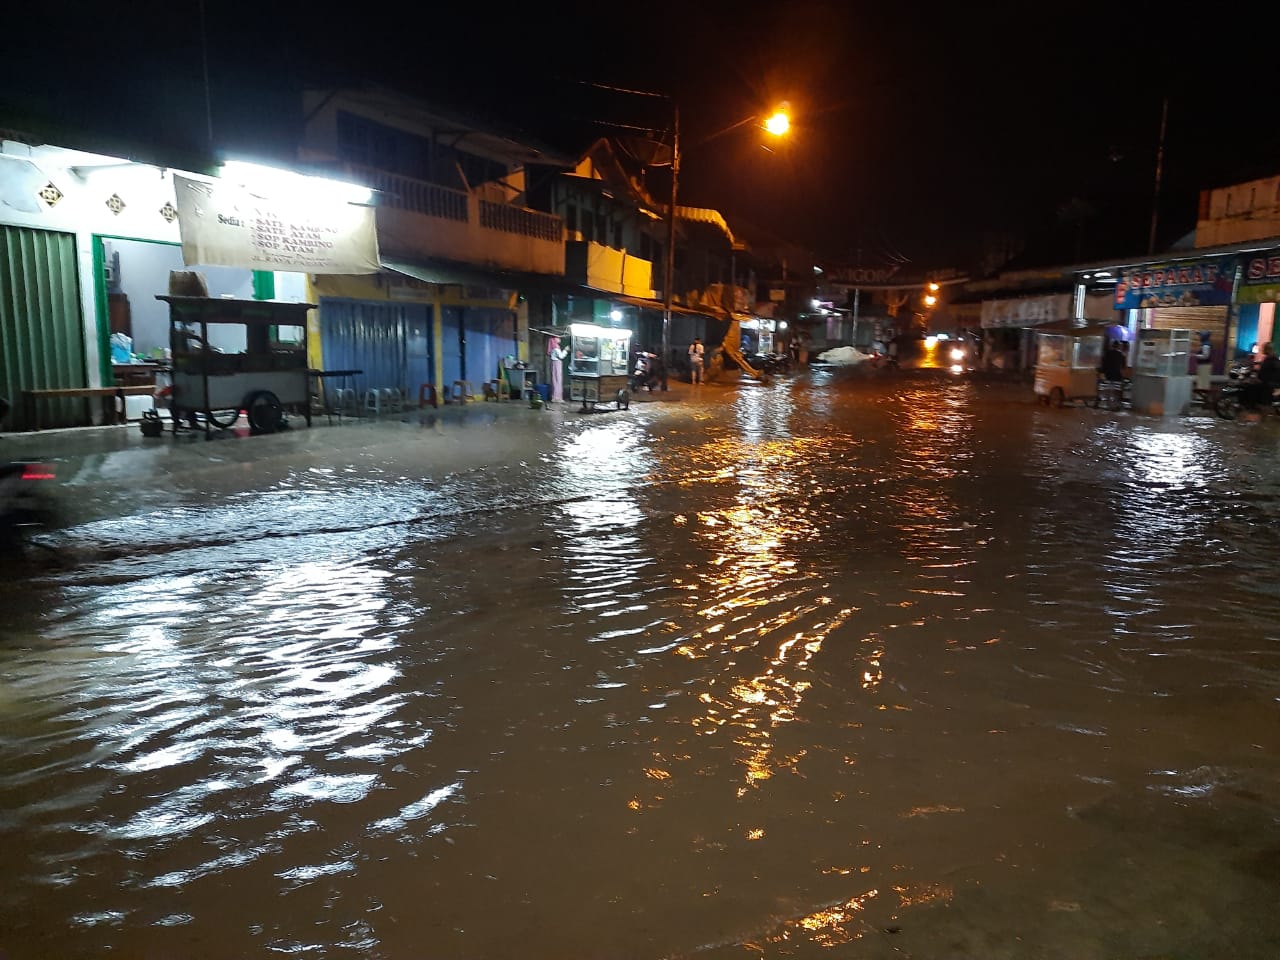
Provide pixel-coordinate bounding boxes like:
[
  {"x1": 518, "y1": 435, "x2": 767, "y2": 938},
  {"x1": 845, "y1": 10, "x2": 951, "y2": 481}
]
[
  {"x1": 1033, "y1": 328, "x2": 1105, "y2": 407},
  {"x1": 568, "y1": 323, "x2": 632, "y2": 412},
  {"x1": 1130, "y1": 327, "x2": 1193, "y2": 416}
]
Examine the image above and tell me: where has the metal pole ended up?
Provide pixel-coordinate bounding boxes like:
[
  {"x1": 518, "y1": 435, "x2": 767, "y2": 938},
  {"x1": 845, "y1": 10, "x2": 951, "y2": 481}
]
[
  {"x1": 1147, "y1": 96, "x2": 1168, "y2": 255},
  {"x1": 199, "y1": 0, "x2": 214, "y2": 145},
  {"x1": 662, "y1": 105, "x2": 679, "y2": 390}
]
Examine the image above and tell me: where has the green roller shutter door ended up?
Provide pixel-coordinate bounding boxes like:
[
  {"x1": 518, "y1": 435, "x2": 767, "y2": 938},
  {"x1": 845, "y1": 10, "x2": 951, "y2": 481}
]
[{"x1": 0, "y1": 226, "x2": 87, "y2": 430}]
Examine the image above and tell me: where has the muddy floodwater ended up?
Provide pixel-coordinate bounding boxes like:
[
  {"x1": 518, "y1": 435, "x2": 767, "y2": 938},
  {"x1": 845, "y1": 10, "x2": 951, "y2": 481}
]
[{"x1": 2, "y1": 370, "x2": 1279, "y2": 959}]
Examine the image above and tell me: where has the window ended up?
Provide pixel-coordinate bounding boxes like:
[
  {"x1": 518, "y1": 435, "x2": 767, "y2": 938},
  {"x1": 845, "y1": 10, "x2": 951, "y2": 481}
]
[
  {"x1": 613, "y1": 223, "x2": 623, "y2": 249},
  {"x1": 565, "y1": 204, "x2": 578, "y2": 234}
]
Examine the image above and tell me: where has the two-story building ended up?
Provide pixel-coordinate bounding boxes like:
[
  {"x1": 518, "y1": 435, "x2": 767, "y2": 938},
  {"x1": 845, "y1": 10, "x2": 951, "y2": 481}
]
[{"x1": 295, "y1": 86, "x2": 571, "y2": 399}]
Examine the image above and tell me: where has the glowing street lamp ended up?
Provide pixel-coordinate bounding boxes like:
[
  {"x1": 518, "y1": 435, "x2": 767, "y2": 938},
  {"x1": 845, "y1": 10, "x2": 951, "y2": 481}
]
[{"x1": 764, "y1": 108, "x2": 791, "y2": 137}]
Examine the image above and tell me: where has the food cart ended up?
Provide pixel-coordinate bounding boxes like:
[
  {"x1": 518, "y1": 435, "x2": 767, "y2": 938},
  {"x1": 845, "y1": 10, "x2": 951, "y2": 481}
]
[
  {"x1": 568, "y1": 323, "x2": 632, "y2": 411},
  {"x1": 1033, "y1": 325, "x2": 1106, "y2": 407},
  {"x1": 158, "y1": 295, "x2": 315, "y2": 435}
]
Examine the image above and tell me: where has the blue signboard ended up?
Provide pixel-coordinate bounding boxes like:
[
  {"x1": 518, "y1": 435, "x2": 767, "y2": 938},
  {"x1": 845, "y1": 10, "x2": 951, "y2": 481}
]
[{"x1": 1114, "y1": 256, "x2": 1237, "y2": 309}]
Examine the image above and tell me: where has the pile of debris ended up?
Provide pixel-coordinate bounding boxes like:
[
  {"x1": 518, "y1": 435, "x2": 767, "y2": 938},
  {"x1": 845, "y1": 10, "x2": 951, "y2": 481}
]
[{"x1": 816, "y1": 346, "x2": 873, "y2": 365}]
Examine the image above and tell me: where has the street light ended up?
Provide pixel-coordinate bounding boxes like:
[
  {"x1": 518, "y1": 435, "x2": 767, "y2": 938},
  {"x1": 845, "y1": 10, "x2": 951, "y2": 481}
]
[{"x1": 661, "y1": 103, "x2": 791, "y2": 387}]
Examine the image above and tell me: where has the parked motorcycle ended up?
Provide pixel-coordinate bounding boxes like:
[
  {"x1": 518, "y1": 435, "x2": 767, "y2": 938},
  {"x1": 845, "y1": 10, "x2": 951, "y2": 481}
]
[
  {"x1": 748, "y1": 352, "x2": 791, "y2": 375},
  {"x1": 631, "y1": 351, "x2": 665, "y2": 392}
]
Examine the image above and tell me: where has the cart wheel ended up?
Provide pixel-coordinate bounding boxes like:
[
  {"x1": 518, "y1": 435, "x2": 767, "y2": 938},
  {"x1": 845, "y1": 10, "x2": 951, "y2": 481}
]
[
  {"x1": 246, "y1": 390, "x2": 284, "y2": 434},
  {"x1": 617, "y1": 388, "x2": 630, "y2": 410},
  {"x1": 205, "y1": 405, "x2": 240, "y2": 430},
  {"x1": 1214, "y1": 393, "x2": 1242, "y2": 421},
  {"x1": 1050, "y1": 387, "x2": 1066, "y2": 408}
]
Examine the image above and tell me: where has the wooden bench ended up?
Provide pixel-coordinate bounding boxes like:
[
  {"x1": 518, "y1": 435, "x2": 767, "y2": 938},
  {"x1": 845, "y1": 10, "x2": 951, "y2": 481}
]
[{"x1": 23, "y1": 385, "x2": 156, "y2": 431}]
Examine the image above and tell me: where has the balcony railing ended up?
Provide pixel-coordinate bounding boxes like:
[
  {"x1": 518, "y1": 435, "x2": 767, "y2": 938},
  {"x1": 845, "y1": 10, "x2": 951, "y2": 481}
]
[
  {"x1": 479, "y1": 199, "x2": 563, "y2": 242},
  {"x1": 344, "y1": 164, "x2": 565, "y2": 274},
  {"x1": 356, "y1": 166, "x2": 469, "y2": 222}
]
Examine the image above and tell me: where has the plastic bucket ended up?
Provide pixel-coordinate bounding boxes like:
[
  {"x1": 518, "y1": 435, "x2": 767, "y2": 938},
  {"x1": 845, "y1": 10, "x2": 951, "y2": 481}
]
[{"x1": 535, "y1": 383, "x2": 551, "y2": 402}]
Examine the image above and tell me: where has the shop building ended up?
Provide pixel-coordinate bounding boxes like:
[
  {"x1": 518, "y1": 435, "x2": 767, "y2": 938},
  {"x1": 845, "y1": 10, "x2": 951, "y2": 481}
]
[{"x1": 0, "y1": 138, "x2": 319, "y2": 429}]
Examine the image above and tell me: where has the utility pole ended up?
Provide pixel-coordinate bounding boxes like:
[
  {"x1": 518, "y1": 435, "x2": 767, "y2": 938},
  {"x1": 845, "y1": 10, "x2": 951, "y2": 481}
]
[
  {"x1": 199, "y1": 0, "x2": 214, "y2": 145},
  {"x1": 661, "y1": 105, "x2": 679, "y2": 390},
  {"x1": 1147, "y1": 96, "x2": 1168, "y2": 255}
]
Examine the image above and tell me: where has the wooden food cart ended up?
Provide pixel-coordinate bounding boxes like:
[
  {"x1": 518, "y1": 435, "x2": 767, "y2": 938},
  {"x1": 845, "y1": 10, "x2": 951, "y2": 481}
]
[
  {"x1": 1033, "y1": 326, "x2": 1106, "y2": 408},
  {"x1": 159, "y1": 295, "x2": 316, "y2": 435},
  {"x1": 568, "y1": 323, "x2": 632, "y2": 412}
]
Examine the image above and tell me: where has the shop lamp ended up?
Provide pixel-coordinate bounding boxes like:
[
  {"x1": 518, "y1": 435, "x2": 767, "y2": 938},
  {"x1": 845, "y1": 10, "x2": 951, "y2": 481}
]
[
  {"x1": 570, "y1": 322, "x2": 633, "y2": 340},
  {"x1": 219, "y1": 160, "x2": 373, "y2": 205}
]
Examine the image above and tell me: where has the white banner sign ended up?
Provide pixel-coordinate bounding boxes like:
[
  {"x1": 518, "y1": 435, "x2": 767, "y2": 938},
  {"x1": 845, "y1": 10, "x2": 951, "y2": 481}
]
[
  {"x1": 980, "y1": 294, "x2": 1072, "y2": 329},
  {"x1": 174, "y1": 175, "x2": 379, "y2": 275}
]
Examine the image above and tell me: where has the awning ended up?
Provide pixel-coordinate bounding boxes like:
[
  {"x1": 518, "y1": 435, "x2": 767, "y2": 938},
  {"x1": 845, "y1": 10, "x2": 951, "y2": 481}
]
[
  {"x1": 381, "y1": 256, "x2": 567, "y2": 293},
  {"x1": 611, "y1": 293, "x2": 714, "y2": 317}
]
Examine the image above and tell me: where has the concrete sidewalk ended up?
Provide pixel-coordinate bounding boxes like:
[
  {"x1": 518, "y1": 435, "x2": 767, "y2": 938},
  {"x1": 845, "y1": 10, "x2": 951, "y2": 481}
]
[{"x1": 0, "y1": 375, "x2": 716, "y2": 456}]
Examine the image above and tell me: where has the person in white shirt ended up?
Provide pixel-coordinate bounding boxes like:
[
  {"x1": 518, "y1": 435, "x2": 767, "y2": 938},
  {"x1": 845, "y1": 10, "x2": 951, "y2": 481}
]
[{"x1": 688, "y1": 337, "x2": 705, "y2": 384}]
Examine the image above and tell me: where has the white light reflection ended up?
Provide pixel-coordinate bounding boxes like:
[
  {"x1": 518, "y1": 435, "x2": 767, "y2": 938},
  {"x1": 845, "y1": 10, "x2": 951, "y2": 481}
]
[
  {"x1": 552, "y1": 422, "x2": 655, "y2": 588},
  {"x1": 1121, "y1": 429, "x2": 1214, "y2": 492}
]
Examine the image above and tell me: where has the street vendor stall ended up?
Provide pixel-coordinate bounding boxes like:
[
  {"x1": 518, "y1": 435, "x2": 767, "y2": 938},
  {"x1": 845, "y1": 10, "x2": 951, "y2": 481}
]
[
  {"x1": 159, "y1": 295, "x2": 315, "y2": 435},
  {"x1": 568, "y1": 323, "x2": 632, "y2": 412},
  {"x1": 1033, "y1": 325, "x2": 1106, "y2": 407}
]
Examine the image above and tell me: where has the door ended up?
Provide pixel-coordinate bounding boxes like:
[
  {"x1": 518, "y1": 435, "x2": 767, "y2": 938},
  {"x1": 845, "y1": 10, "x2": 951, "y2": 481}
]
[
  {"x1": 319, "y1": 299, "x2": 432, "y2": 399},
  {"x1": 0, "y1": 226, "x2": 86, "y2": 430},
  {"x1": 463, "y1": 307, "x2": 516, "y2": 386},
  {"x1": 441, "y1": 306, "x2": 463, "y2": 385},
  {"x1": 404, "y1": 304, "x2": 433, "y2": 395}
]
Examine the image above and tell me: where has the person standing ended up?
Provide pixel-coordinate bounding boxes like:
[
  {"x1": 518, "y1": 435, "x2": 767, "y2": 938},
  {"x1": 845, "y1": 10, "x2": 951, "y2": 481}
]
[
  {"x1": 1100, "y1": 339, "x2": 1127, "y2": 383},
  {"x1": 548, "y1": 335, "x2": 568, "y2": 402},
  {"x1": 688, "y1": 337, "x2": 705, "y2": 384}
]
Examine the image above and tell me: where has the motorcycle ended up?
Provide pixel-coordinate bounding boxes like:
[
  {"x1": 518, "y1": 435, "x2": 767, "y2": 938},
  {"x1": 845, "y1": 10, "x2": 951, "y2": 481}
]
[
  {"x1": 1213, "y1": 379, "x2": 1280, "y2": 420},
  {"x1": 631, "y1": 351, "x2": 665, "y2": 392},
  {"x1": 748, "y1": 352, "x2": 791, "y2": 375},
  {"x1": 0, "y1": 396, "x2": 59, "y2": 556},
  {"x1": 1214, "y1": 359, "x2": 1280, "y2": 420},
  {"x1": 0, "y1": 458, "x2": 58, "y2": 555}
]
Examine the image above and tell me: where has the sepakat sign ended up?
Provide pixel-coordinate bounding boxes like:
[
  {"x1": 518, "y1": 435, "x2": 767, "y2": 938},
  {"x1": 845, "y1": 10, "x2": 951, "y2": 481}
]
[
  {"x1": 1237, "y1": 247, "x2": 1280, "y2": 304},
  {"x1": 174, "y1": 175, "x2": 379, "y2": 275},
  {"x1": 1114, "y1": 255, "x2": 1236, "y2": 309}
]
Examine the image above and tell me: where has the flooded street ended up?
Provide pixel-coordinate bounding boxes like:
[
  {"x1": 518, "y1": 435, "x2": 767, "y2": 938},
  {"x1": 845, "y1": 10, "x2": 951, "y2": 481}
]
[{"x1": 3, "y1": 370, "x2": 1280, "y2": 959}]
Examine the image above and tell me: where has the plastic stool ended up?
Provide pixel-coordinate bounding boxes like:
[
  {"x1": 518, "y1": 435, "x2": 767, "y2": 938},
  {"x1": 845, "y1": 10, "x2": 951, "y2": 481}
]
[
  {"x1": 364, "y1": 389, "x2": 383, "y2": 416},
  {"x1": 450, "y1": 380, "x2": 473, "y2": 403},
  {"x1": 418, "y1": 383, "x2": 438, "y2": 409}
]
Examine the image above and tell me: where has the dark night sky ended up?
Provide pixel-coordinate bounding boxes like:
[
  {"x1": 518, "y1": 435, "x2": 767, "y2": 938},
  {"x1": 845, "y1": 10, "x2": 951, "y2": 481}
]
[{"x1": 4, "y1": 1, "x2": 1280, "y2": 274}]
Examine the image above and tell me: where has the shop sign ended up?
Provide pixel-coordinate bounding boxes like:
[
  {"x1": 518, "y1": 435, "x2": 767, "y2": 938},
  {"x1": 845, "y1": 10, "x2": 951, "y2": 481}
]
[
  {"x1": 830, "y1": 264, "x2": 902, "y2": 285},
  {"x1": 1114, "y1": 255, "x2": 1236, "y2": 309},
  {"x1": 1237, "y1": 247, "x2": 1280, "y2": 304},
  {"x1": 173, "y1": 175, "x2": 379, "y2": 275},
  {"x1": 980, "y1": 294, "x2": 1071, "y2": 329}
]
